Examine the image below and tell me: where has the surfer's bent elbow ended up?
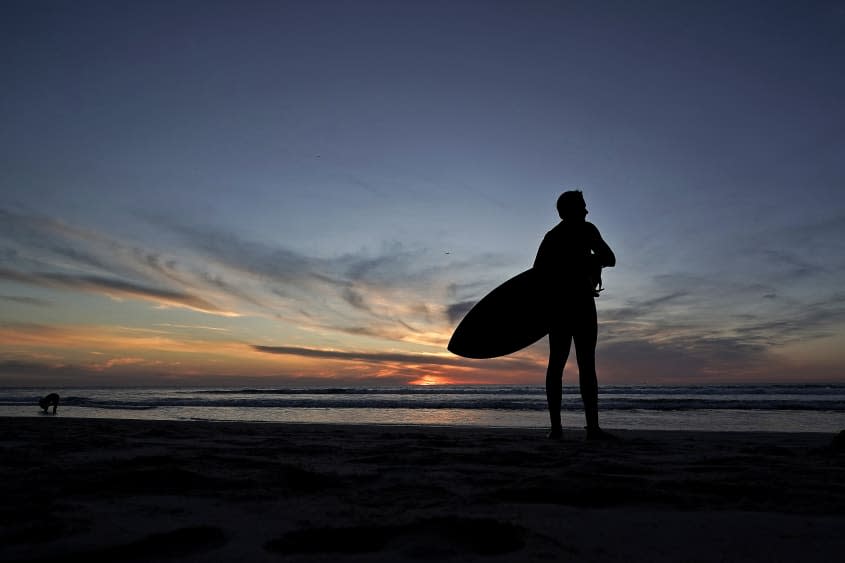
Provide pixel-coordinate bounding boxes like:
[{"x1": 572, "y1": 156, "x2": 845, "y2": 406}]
[{"x1": 589, "y1": 224, "x2": 615, "y2": 268}]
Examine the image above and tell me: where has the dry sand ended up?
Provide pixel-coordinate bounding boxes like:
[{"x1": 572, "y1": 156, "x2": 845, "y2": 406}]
[{"x1": 1, "y1": 417, "x2": 843, "y2": 562}]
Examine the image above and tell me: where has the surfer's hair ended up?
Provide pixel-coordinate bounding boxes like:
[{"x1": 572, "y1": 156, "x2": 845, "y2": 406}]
[{"x1": 556, "y1": 190, "x2": 585, "y2": 218}]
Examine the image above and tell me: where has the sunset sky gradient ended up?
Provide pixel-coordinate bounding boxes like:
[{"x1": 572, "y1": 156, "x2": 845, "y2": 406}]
[{"x1": 2, "y1": 1, "x2": 844, "y2": 386}]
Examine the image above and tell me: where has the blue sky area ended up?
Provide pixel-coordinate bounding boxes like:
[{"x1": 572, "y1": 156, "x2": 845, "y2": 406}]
[{"x1": 1, "y1": 0, "x2": 843, "y2": 386}]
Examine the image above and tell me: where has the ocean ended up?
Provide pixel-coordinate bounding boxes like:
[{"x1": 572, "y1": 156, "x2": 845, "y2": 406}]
[{"x1": 2, "y1": 384, "x2": 844, "y2": 433}]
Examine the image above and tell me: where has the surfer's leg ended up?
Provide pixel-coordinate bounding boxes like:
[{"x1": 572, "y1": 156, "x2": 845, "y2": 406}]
[
  {"x1": 546, "y1": 330, "x2": 571, "y2": 435},
  {"x1": 573, "y1": 299, "x2": 599, "y2": 431}
]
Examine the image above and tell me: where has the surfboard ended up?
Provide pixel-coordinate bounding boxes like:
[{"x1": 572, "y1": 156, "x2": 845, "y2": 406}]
[{"x1": 447, "y1": 269, "x2": 550, "y2": 359}]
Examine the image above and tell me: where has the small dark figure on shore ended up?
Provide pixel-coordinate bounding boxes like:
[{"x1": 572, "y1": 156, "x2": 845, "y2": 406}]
[{"x1": 39, "y1": 393, "x2": 60, "y2": 414}]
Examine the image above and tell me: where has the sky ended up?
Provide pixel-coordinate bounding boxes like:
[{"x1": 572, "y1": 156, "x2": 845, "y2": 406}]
[{"x1": 1, "y1": 0, "x2": 844, "y2": 387}]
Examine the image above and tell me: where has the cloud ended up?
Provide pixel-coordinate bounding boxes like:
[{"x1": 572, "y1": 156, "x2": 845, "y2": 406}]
[
  {"x1": 725, "y1": 214, "x2": 845, "y2": 288},
  {"x1": 0, "y1": 268, "x2": 236, "y2": 316},
  {"x1": 592, "y1": 262, "x2": 845, "y2": 382},
  {"x1": 154, "y1": 323, "x2": 230, "y2": 333},
  {"x1": 148, "y1": 216, "x2": 512, "y2": 341},
  {"x1": 0, "y1": 295, "x2": 51, "y2": 306},
  {"x1": 341, "y1": 286, "x2": 371, "y2": 312},
  {"x1": 4, "y1": 206, "x2": 839, "y2": 384},
  {"x1": 0, "y1": 209, "x2": 231, "y2": 313},
  {"x1": 256, "y1": 345, "x2": 457, "y2": 365},
  {"x1": 0, "y1": 209, "x2": 114, "y2": 273},
  {"x1": 0, "y1": 357, "x2": 452, "y2": 387},
  {"x1": 253, "y1": 344, "x2": 542, "y2": 375},
  {"x1": 445, "y1": 300, "x2": 475, "y2": 324},
  {"x1": 0, "y1": 359, "x2": 160, "y2": 386},
  {"x1": 596, "y1": 336, "x2": 770, "y2": 383},
  {"x1": 1, "y1": 207, "x2": 516, "y2": 348},
  {"x1": 196, "y1": 270, "x2": 269, "y2": 310},
  {"x1": 602, "y1": 254, "x2": 845, "y2": 348},
  {"x1": 732, "y1": 291, "x2": 845, "y2": 345},
  {"x1": 0, "y1": 358, "x2": 221, "y2": 386},
  {"x1": 164, "y1": 221, "x2": 446, "y2": 293},
  {"x1": 601, "y1": 289, "x2": 690, "y2": 325},
  {"x1": 0, "y1": 321, "x2": 245, "y2": 357}
]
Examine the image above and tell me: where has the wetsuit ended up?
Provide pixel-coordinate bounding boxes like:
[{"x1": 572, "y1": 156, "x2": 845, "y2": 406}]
[{"x1": 534, "y1": 220, "x2": 615, "y2": 431}]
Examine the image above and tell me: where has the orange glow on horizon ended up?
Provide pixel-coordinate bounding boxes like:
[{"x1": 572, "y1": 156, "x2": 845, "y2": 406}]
[
  {"x1": 1, "y1": 322, "x2": 555, "y2": 385},
  {"x1": 409, "y1": 374, "x2": 454, "y2": 385}
]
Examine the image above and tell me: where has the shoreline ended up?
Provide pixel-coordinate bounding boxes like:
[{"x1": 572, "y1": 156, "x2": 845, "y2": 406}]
[
  {"x1": 4, "y1": 382, "x2": 845, "y2": 433},
  {"x1": 5, "y1": 414, "x2": 843, "y2": 435},
  {"x1": 4, "y1": 410, "x2": 844, "y2": 434},
  {"x1": 3, "y1": 418, "x2": 844, "y2": 561}
]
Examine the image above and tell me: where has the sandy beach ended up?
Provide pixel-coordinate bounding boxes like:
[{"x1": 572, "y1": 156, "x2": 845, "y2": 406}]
[{"x1": 1, "y1": 417, "x2": 843, "y2": 562}]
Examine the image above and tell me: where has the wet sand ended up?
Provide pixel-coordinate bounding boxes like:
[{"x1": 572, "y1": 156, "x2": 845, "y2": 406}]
[{"x1": 1, "y1": 417, "x2": 843, "y2": 562}]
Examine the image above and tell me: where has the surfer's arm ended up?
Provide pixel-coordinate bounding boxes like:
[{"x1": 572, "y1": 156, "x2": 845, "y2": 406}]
[{"x1": 588, "y1": 224, "x2": 615, "y2": 268}]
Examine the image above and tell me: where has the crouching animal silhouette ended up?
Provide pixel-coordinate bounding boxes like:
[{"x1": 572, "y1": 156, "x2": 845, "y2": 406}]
[{"x1": 39, "y1": 393, "x2": 60, "y2": 414}]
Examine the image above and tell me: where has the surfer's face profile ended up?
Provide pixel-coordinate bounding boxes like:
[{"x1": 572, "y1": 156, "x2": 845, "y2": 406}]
[
  {"x1": 557, "y1": 191, "x2": 588, "y2": 222},
  {"x1": 573, "y1": 204, "x2": 588, "y2": 222}
]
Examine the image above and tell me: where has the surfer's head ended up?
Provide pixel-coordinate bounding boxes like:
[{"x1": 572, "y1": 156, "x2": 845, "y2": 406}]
[{"x1": 557, "y1": 190, "x2": 587, "y2": 222}]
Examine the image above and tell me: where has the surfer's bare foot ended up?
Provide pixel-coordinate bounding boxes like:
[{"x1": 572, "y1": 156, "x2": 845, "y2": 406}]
[
  {"x1": 585, "y1": 427, "x2": 618, "y2": 442},
  {"x1": 547, "y1": 426, "x2": 562, "y2": 440}
]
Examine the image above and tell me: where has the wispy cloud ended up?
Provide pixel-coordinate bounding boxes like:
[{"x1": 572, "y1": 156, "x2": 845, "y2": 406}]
[
  {"x1": 3, "y1": 206, "x2": 842, "y2": 384},
  {"x1": 0, "y1": 209, "x2": 115, "y2": 273},
  {"x1": 595, "y1": 254, "x2": 845, "y2": 382},
  {"x1": 0, "y1": 294, "x2": 51, "y2": 306},
  {"x1": 150, "y1": 216, "x2": 512, "y2": 343},
  {"x1": 1, "y1": 208, "x2": 515, "y2": 349},
  {"x1": 256, "y1": 345, "x2": 459, "y2": 366},
  {"x1": 0, "y1": 209, "x2": 245, "y2": 316},
  {"x1": 253, "y1": 344, "x2": 542, "y2": 378},
  {"x1": 0, "y1": 322, "x2": 244, "y2": 356},
  {"x1": 445, "y1": 300, "x2": 475, "y2": 324},
  {"x1": 0, "y1": 268, "x2": 237, "y2": 316},
  {"x1": 590, "y1": 216, "x2": 845, "y2": 380},
  {"x1": 154, "y1": 323, "x2": 230, "y2": 333}
]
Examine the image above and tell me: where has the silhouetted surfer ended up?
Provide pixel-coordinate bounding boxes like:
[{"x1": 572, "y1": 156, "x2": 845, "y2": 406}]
[{"x1": 534, "y1": 190, "x2": 615, "y2": 441}]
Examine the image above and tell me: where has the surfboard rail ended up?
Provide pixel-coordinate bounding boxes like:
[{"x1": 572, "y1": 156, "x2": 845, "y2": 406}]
[{"x1": 447, "y1": 269, "x2": 550, "y2": 359}]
